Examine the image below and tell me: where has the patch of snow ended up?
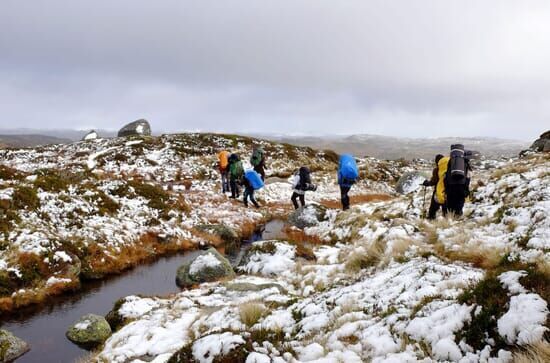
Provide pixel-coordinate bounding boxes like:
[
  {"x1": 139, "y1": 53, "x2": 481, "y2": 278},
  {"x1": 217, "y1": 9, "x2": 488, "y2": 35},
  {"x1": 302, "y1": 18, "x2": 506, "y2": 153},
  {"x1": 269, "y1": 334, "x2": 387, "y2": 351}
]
[
  {"x1": 189, "y1": 253, "x2": 222, "y2": 276},
  {"x1": 497, "y1": 293, "x2": 548, "y2": 345},
  {"x1": 192, "y1": 332, "x2": 245, "y2": 363},
  {"x1": 498, "y1": 271, "x2": 527, "y2": 294}
]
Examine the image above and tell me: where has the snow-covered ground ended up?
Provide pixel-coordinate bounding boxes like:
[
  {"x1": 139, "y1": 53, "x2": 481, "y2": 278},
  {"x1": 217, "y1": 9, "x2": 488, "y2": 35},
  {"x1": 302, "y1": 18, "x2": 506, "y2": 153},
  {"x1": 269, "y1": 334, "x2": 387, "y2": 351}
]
[
  {"x1": 94, "y1": 150, "x2": 548, "y2": 361},
  {"x1": 1, "y1": 134, "x2": 548, "y2": 362}
]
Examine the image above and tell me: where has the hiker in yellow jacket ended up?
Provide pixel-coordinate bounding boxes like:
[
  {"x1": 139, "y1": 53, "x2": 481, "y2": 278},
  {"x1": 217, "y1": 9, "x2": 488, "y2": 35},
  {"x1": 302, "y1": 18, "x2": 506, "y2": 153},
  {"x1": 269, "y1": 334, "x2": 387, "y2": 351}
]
[{"x1": 422, "y1": 154, "x2": 448, "y2": 219}]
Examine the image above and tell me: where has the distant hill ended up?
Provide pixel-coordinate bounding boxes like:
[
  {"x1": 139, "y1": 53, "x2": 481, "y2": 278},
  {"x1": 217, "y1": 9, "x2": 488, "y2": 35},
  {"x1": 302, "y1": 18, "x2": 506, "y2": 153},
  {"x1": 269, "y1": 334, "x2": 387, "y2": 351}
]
[
  {"x1": 258, "y1": 134, "x2": 529, "y2": 160},
  {"x1": 0, "y1": 134, "x2": 72, "y2": 148}
]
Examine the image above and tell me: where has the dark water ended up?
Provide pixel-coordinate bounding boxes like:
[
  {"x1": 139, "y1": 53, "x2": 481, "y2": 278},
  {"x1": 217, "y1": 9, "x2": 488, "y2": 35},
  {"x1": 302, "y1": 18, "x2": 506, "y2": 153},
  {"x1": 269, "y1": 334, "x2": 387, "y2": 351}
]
[{"x1": 0, "y1": 220, "x2": 287, "y2": 363}]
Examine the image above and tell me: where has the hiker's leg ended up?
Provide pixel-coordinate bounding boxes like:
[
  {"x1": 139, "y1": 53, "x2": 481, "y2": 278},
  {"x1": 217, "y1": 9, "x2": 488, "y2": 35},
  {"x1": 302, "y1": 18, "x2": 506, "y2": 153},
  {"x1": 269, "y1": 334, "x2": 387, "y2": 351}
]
[
  {"x1": 299, "y1": 193, "x2": 305, "y2": 207},
  {"x1": 230, "y1": 179, "x2": 237, "y2": 198},
  {"x1": 250, "y1": 189, "x2": 259, "y2": 208},
  {"x1": 341, "y1": 186, "x2": 350, "y2": 210},
  {"x1": 221, "y1": 171, "x2": 228, "y2": 193},
  {"x1": 243, "y1": 187, "x2": 249, "y2": 207},
  {"x1": 291, "y1": 192, "x2": 299, "y2": 209},
  {"x1": 427, "y1": 194, "x2": 438, "y2": 220}
]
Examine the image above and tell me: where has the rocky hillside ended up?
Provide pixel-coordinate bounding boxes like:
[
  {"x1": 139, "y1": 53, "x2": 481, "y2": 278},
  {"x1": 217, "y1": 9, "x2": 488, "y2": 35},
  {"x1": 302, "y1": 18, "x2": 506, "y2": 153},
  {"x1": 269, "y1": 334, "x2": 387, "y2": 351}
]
[
  {"x1": 0, "y1": 133, "x2": 548, "y2": 362},
  {"x1": 0, "y1": 133, "x2": 411, "y2": 312}
]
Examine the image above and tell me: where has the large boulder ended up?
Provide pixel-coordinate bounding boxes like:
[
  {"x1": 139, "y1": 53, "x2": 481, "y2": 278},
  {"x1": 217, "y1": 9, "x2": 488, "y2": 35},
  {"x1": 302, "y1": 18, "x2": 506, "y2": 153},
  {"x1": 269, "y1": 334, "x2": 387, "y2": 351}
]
[
  {"x1": 521, "y1": 130, "x2": 550, "y2": 156},
  {"x1": 176, "y1": 248, "x2": 235, "y2": 288},
  {"x1": 288, "y1": 204, "x2": 327, "y2": 229},
  {"x1": 395, "y1": 171, "x2": 429, "y2": 195},
  {"x1": 195, "y1": 224, "x2": 240, "y2": 253},
  {"x1": 117, "y1": 119, "x2": 151, "y2": 138},
  {"x1": 66, "y1": 314, "x2": 112, "y2": 348},
  {"x1": 82, "y1": 130, "x2": 98, "y2": 141},
  {"x1": 0, "y1": 330, "x2": 30, "y2": 362}
]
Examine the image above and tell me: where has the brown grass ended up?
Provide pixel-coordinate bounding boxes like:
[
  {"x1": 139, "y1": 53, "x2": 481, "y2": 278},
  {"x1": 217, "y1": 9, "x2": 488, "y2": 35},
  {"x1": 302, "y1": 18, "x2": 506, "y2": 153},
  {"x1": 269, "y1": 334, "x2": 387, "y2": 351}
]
[
  {"x1": 512, "y1": 341, "x2": 550, "y2": 363},
  {"x1": 284, "y1": 226, "x2": 327, "y2": 245},
  {"x1": 239, "y1": 302, "x2": 267, "y2": 327},
  {"x1": 319, "y1": 193, "x2": 393, "y2": 209}
]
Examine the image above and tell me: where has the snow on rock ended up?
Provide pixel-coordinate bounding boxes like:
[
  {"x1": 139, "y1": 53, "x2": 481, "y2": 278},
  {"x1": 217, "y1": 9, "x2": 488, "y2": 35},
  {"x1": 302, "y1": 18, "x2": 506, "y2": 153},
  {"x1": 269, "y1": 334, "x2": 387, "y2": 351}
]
[
  {"x1": 189, "y1": 253, "x2": 223, "y2": 276},
  {"x1": 192, "y1": 332, "x2": 245, "y2": 363},
  {"x1": 118, "y1": 296, "x2": 160, "y2": 319},
  {"x1": 497, "y1": 293, "x2": 548, "y2": 345}
]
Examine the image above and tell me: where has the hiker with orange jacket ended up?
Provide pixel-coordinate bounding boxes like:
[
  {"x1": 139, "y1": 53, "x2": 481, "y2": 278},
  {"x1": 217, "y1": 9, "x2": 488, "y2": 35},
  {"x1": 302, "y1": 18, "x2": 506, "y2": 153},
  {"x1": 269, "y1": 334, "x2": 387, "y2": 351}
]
[{"x1": 217, "y1": 150, "x2": 230, "y2": 193}]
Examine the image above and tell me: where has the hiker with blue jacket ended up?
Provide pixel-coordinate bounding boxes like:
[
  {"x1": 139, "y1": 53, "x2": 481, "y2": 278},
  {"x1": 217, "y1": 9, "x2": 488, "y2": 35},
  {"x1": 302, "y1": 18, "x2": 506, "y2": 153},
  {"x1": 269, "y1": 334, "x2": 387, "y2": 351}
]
[
  {"x1": 291, "y1": 166, "x2": 317, "y2": 209},
  {"x1": 242, "y1": 169, "x2": 263, "y2": 208},
  {"x1": 337, "y1": 154, "x2": 359, "y2": 210}
]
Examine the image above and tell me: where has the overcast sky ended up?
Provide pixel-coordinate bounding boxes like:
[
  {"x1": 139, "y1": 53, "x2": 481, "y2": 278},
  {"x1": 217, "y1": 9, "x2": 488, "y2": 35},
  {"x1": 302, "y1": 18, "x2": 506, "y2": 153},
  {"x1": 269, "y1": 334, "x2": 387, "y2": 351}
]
[{"x1": 1, "y1": 1, "x2": 549, "y2": 140}]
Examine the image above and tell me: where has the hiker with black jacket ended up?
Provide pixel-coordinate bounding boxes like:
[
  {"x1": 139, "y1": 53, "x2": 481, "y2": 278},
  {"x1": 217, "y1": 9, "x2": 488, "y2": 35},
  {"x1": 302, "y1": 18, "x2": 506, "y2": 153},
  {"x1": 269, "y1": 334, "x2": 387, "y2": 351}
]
[
  {"x1": 251, "y1": 146, "x2": 266, "y2": 181},
  {"x1": 228, "y1": 154, "x2": 244, "y2": 199},
  {"x1": 423, "y1": 154, "x2": 448, "y2": 219},
  {"x1": 291, "y1": 167, "x2": 317, "y2": 209}
]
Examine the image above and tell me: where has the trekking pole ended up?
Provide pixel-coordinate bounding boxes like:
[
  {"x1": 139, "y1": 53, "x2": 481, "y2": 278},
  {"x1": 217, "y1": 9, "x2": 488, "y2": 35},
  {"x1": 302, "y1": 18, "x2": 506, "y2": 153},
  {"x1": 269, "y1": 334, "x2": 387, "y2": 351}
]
[{"x1": 421, "y1": 185, "x2": 427, "y2": 219}]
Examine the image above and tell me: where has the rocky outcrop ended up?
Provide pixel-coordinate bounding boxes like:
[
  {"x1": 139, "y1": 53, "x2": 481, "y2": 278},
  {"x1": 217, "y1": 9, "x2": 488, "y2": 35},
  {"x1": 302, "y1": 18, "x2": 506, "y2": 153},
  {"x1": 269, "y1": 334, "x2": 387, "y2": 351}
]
[
  {"x1": 521, "y1": 130, "x2": 550, "y2": 156},
  {"x1": 195, "y1": 224, "x2": 240, "y2": 253},
  {"x1": 176, "y1": 248, "x2": 235, "y2": 288},
  {"x1": 82, "y1": 130, "x2": 98, "y2": 141},
  {"x1": 288, "y1": 204, "x2": 327, "y2": 229},
  {"x1": 117, "y1": 119, "x2": 151, "y2": 138},
  {"x1": 66, "y1": 314, "x2": 112, "y2": 348},
  {"x1": 0, "y1": 330, "x2": 30, "y2": 362},
  {"x1": 395, "y1": 171, "x2": 429, "y2": 194}
]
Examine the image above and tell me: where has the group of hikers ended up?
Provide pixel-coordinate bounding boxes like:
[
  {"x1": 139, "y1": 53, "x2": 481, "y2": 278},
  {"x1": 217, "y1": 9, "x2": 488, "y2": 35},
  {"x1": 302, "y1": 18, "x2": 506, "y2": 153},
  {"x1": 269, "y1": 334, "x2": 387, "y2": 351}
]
[
  {"x1": 217, "y1": 146, "x2": 360, "y2": 211},
  {"x1": 216, "y1": 143, "x2": 473, "y2": 217},
  {"x1": 423, "y1": 144, "x2": 473, "y2": 219}
]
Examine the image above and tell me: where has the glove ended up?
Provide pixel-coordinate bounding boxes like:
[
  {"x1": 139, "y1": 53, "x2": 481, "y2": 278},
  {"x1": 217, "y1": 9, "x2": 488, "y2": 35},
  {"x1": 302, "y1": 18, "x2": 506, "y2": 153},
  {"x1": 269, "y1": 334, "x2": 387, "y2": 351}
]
[{"x1": 422, "y1": 180, "x2": 430, "y2": 186}]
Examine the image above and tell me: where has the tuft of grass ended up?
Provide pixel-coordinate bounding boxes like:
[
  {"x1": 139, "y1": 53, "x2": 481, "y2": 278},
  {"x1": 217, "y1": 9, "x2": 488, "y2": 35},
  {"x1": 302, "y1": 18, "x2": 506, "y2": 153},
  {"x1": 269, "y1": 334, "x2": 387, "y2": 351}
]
[
  {"x1": 457, "y1": 273, "x2": 510, "y2": 351},
  {"x1": 345, "y1": 239, "x2": 384, "y2": 273},
  {"x1": 239, "y1": 303, "x2": 267, "y2": 327},
  {"x1": 249, "y1": 241, "x2": 277, "y2": 255},
  {"x1": 12, "y1": 185, "x2": 40, "y2": 210},
  {"x1": 512, "y1": 341, "x2": 550, "y2": 363}
]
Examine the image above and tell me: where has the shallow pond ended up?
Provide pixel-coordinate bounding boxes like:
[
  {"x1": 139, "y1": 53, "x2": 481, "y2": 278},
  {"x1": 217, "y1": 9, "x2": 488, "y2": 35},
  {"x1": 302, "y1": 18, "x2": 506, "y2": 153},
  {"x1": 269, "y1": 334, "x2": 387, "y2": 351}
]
[{"x1": 0, "y1": 220, "x2": 286, "y2": 363}]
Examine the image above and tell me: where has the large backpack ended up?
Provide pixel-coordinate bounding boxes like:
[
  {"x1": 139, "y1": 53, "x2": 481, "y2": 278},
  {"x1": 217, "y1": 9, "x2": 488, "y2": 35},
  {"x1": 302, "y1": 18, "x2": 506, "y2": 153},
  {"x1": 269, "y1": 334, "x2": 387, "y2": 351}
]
[
  {"x1": 338, "y1": 154, "x2": 359, "y2": 185},
  {"x1": 436, "y1": 156, "x2": 450, "y2": 204},
  {"x1": 244, "y1": 170, "x2": 264, "y2": 190},
  {"x1": 298, "y1": 167, "x2": 311, "y2": 187},
  {"x1": 251, "y1": 147, "x2": 264, "y2": 167},
  {"x1": 230, "y1": 160, "x2": 244, "y2": 179},
  {"x1": 447, "y1": 144, "x2": 467, "y2": 185},
  {"x1": 218, "y1": 151, "x2": 229, "y2": 170}
]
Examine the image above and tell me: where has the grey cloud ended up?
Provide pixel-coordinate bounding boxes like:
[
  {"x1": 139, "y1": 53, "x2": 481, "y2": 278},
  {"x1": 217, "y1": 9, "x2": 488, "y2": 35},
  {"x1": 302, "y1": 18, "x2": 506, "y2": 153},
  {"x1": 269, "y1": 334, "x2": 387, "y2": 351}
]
[{"x1": 1, "y1": 0, "x2": 549, "y2": 139}]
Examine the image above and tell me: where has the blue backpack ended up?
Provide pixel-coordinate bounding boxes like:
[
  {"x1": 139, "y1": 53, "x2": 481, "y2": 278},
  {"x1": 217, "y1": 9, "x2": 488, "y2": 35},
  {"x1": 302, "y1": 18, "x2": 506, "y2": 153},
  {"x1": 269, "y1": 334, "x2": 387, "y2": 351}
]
[
  {"x1": 245, "y1": 170, "x2": 264, "y2": 190},
  {"x1": 338, "y1": 154, "x2": 359, "y2": 186}
]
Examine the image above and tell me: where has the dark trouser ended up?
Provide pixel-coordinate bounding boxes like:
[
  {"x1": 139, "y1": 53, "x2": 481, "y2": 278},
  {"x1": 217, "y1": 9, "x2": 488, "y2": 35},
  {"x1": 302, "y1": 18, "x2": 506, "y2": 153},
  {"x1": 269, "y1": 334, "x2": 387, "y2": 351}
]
[
  {"x1": 243, "y1": 186, "x2": 259, "y2": 207},
  {"x1": 340, "y1": 185, "x2": 351, "y2": 210},
  {"x1": 291, "y1": 192, "x2": 305, "y2": 209},
  {"x1": 427, "y1": 193, "x2": 447, "y2": 220},
  {"x1": 221, "y1": 170, "x2": 229, "y2": 193},
  {"x1": 446, "y1": 184, "x2": 466, "y2": 216},
  {"x1": 230, "y1": 178, "x2": 240, "y2": 198},
  {"x1": 254, "y1": 165, "x2": 265, "y2": 181}
]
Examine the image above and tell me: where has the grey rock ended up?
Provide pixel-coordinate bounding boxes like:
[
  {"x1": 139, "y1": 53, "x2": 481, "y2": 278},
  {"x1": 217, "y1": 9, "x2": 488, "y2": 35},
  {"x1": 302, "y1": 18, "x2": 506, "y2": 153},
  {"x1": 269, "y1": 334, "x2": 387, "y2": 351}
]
[
  {"x1": 527, "y1": 130, "x2": 550, "y2": 152},
  {"x1": 0, "y1": 330, "x2": 30, "y2": 363},
  {"x1": 117, "y1": 119, "x2": 152, "y2": 138},
  {"x1": 82, "y1": 130, "x2": 98, "y2": 141},
  {"x1": 66, "y1": 314, "x2": 112, "y2": 348},
  {"x1": 395, "y1": 171, "x2": 429, "y2": 195},
  {"x1": 195, "y1": 224, "x2": 239, "y2": 245},
  {"x1": 288, "y1": 204, "x2": 327, "y2": 229},
  {"x1": 176, "y1": 248, "x2": 235, "y2": 288}
]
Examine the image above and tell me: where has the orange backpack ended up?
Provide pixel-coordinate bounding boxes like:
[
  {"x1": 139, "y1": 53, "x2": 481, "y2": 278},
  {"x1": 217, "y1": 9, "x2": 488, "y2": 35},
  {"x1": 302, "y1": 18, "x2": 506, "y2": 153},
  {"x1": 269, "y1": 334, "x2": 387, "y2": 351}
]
[{"x1": 218, "y1": 151, "x2": 229, "y2": 169}]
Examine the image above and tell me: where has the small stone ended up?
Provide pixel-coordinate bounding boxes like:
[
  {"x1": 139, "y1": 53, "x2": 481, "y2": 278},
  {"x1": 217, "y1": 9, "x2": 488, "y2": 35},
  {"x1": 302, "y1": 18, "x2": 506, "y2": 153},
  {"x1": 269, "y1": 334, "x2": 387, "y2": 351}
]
[
  {"x1": 82, "y1": 130, "x2": 98, "y2": 141},
  {"x1": 176, "y1": 248, "x2": 235, "y2": 288},
  {"x1": 66, "y1": 314, "x2": 112, "y2": 348}
]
